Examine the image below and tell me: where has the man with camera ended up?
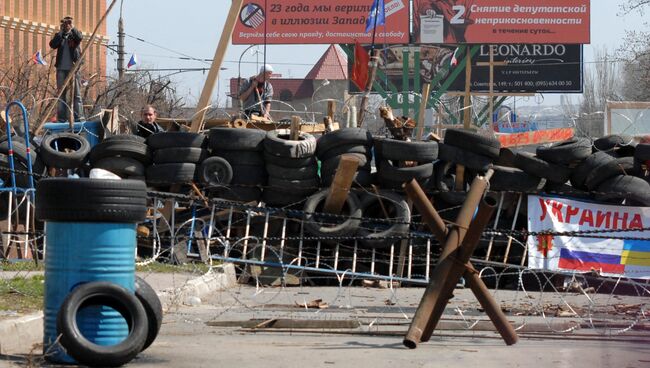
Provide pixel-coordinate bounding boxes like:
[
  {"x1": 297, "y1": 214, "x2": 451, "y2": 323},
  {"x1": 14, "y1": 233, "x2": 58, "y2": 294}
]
[
  {"x1": 238, "y1": 64, "x2": 274, "y2": 120},
  {"x1": 49, "y1": 16, "x2": 84, "y2": 122}
]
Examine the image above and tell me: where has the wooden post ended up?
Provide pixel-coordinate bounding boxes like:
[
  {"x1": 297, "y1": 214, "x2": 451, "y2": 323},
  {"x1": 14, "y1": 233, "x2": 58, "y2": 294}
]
[
  {"x1": 477, "y1": 47, "x2": 508, "y2": 131},
  {"x1": 327, "y1": 100, "x2": 336, "y2": 120},
  {"x1": 190, "y1": 0, "x2": 244, "y2": 133},
  {"x1": 463, "y1": 49, "x2": 472, "y2": 129},
  {"x1": 416, "y1": 83, "x2": 431, "y2": 140},
  {"x1": 323, "y1": 155, "x2": 359, "y2": 214},
  {"x1": 290, "y1": 116, "x2": 301, "y2": 141},
  {"x1": 35, "y1": 0, "x2": 119, "y2": 135},
  {"x1": 357, "y1": 49, "x2": 380, "y2": 127}
]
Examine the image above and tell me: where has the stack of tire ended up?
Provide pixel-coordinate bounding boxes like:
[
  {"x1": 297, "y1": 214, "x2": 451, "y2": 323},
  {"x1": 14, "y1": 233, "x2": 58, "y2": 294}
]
[
  {"x1": 207, "y1": 127, "x2": 267, "y2": 202},
  {"x1": 89, "y1": 135, "x2": 151, "y2": 180},
  {"x1": 145, "y1": 132, "x2": 207, "y2": 187},
  {"x1": 316, "y1": 128, "x2": 374, "y2": 187},
  {"x1": 0, "y1": 135, "x2": 47, "y2": 188},
  {"x1": 375, "y1": 138, "x2": 438, "y2": 190},
  {"x1": 263, "y1": 128, "x2": 319, "y2": 206}
]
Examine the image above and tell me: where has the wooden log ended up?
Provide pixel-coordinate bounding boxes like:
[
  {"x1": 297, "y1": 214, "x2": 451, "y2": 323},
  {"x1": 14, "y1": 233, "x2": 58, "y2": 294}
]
[
  {"x1": 323, "y1": 155, "x2": 360, "y2": 214},
  {"x1": 290, "y1": 116, "x2": 301, "y2": 140},
  {"x1": 232, "y1": 118, "x2": 248, "y2": 128},
  {"x1": 416, "y1": 83, "x2": 431, "y2": 140}
]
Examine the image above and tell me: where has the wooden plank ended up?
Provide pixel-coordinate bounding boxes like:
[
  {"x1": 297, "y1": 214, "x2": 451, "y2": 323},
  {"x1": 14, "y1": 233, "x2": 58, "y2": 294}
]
[
  {"x1": 290, "y1": 116, "x2": 301, "y2": 140},
  {"x1": 463, "y1": 52, "x2": 472, "y2": 129},
  {"x1": 323, "y1": 155, "x2": 360, "y2": 214},
  {"x1": 497, "y1": 127, "x2": 574, "y2": 148},
  {"x1": 416, "y1": 83, "x2": 431, "y2": 140},
  {"x1": 327, "y1": 100, "x2": 336, "y2": 120},
  {"x1": 190, "y1": 0, "x2": 244, "y2": 133}
]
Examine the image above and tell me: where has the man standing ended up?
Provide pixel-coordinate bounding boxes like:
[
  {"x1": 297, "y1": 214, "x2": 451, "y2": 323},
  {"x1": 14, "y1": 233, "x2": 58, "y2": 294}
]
[
  {"x1": 238, "y1": 64, "x2": 274, "y2": 119},
  {"x1": 49, "y1": 16, "x2": 84, "y2": 122},
  {"x1": 135, "y1": 105, "x2": 164, "y2": 138}
]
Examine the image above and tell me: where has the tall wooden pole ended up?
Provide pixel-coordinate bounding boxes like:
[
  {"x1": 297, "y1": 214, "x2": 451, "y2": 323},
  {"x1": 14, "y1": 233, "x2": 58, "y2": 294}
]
[
  {"x1": 416, "y1": 83, "x2": 431, "y2": 140},
  {"x1": 34, "y1": 0, "x2": 120, "y2": 135},
  {"x1": 463, "y1": 49, "x2": 472, "y2": 129},
  {"x1": 190, "y1": 0, "x2": 244, "y2": 132},
  {"x1": 477, "y1": 47, "x2": 507, "y2": 130},
  {"x1": 357, "y1": 49, "x2": 380, "y2": 127}
]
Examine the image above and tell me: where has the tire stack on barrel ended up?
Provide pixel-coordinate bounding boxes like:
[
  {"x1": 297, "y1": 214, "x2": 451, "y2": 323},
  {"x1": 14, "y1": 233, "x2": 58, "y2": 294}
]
[
  {"x1": 316, "y1": 128, "x2": 374, "y2": 187},
  {"x1": 89, "y1": 135, "x2": 150, "y2": 180},
  {"x1": 39, "y1": 132, "x2": 90, "y2": 174},
  {"x1": 374, "y1": 138, "x2": 439, "y2": 190},
  {"x1": 145, "y1": 132, "x2": 207, "y2": 187},
  {"x1": 207, "y1": 127, "x2": 267, "y2": 202},
  {"x1": 263, "y1": 128, "x2": 319, "y2": 207}
]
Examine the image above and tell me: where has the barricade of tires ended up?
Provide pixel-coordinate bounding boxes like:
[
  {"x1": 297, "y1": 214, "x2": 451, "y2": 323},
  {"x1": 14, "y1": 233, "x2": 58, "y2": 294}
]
[
  {"x1": 316, "y1": 128, "x2": 373, "y2": 187},
  {"x1": 145, "y1": 132, "x2": 207, "y2": 186},
  {"x1": 89, "y1": 135, "x2": 151, "y2": 180}
]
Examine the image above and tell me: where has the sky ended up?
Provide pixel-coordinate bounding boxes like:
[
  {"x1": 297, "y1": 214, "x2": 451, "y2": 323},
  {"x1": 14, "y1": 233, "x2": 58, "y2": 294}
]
[{"x1": 105, "y1": 0, "x2": 649, "y2": 109}]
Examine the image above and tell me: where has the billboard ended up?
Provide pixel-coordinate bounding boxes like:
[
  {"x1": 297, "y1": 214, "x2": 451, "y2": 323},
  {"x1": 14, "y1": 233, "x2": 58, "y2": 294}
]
[
  {"x1": 349, "y1": 44, "x2": 583, "y2": 94},
  {"x1": 233, "y1": 0, "x2": 410, "y2": 44},
  {"x1": 414, "y1": 0, "x2": 590, "y2": 44}
]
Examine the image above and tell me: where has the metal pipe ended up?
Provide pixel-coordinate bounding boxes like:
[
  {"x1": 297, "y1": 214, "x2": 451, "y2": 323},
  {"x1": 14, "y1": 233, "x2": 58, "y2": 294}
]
[
  {"x1": 404, "y1": 179, "x2": 447, "y2": 243},
  {"x1": 403, "y1": 173, "x2": 489, "y2": 349}
]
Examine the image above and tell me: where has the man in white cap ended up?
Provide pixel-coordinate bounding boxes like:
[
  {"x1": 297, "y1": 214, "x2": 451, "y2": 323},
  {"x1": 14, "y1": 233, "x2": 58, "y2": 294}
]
[{"x1": 238, "y1": 64, "x2": 274, "y2": 119}]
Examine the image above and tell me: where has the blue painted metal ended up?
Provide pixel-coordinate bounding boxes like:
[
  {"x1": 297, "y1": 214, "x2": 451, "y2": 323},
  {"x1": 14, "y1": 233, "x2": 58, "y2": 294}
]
[
  {"x1": 43, "y1": 222, "x2": 137, "y2": 364},
  {"x1": 1, "y1": 101, "x2": 35, "y2": 195},
  {"x1": 42, "y1": 120, "x2": 102, "y2": 148}
]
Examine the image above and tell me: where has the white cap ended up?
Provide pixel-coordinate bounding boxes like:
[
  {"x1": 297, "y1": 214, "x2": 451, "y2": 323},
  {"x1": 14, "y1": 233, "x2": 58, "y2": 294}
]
[{"x1": 260, "y1": 64, "x2": 274, "y2": 73}]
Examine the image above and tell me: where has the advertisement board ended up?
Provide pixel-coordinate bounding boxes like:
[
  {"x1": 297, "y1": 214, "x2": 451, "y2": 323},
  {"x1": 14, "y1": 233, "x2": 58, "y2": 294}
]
[
  {"x1": 349, "y1": 44, "x2": 583, "y2": 93},
  {"x1": 528, "y1": 196, "x2": 650, "y2": 279},
  {"x1": 414, "y1": 0, "x2": 590, "y2": 44},
  {"x1": 233, "y1": 0, "x2": 410, "y2": 45}
]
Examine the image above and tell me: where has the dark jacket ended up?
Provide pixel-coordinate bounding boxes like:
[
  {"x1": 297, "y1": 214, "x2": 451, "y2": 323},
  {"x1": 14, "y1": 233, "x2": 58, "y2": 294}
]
[
  {"x1": 49, "y1": 28, "x2": 83, "y2": 68},
  {"x1": 135, "y1": 121, "x2": 164, "y2": 138}
]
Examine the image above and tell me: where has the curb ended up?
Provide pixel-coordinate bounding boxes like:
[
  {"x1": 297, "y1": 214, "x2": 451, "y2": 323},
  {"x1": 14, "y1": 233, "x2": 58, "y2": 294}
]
[{"x1": 0, "y1": 312, "x2": 43, "y2": 355}]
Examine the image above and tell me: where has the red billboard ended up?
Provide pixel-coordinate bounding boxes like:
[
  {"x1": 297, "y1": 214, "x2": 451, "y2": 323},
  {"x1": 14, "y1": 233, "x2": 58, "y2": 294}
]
[
  {"x1": 414, "y1": 0, "x2": 590, "y2": 44},
  {"x1": 233, "y1": 0, "x2": 410, "y2": 44}
]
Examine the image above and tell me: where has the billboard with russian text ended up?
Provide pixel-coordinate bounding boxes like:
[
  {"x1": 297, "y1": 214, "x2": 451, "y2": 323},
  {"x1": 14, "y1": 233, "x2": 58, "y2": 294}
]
[
  {"x1": 233, "y1": 0, "x2": 410, "y2": 44},
  {"x1": 414, "y1": 0, "x2": 590, "y2": 44}
]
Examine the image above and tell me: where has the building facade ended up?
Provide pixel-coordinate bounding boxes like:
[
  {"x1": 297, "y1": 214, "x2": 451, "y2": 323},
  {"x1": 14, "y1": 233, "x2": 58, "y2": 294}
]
[{"x1": 0, "y1": 0, "x2": 108, "y2": 80}]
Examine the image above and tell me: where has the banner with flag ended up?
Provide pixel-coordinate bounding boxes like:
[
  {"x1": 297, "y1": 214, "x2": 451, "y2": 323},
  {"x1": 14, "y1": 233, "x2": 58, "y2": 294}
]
[
  {"x1": 527, "y1": 195, "x2": 650, "y2": 279},
  {"x1": 127, "y1": 53, "x2": 138, "y2": 68},
  {"x1": 32, "y1": 50, "x2": 47, "y2": 65},
  {"x1": 351, "y1": 40, "x2": 369, "y2": 90},
  {"x1": 365, "y1": 0, "x2": 386, "y2": 33}
]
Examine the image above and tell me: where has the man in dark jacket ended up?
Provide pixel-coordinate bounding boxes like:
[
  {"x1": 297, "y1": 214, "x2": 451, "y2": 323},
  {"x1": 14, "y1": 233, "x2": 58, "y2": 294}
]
[
  {"x1": 49, "y1": 16, "x2": 84, "y2": 122},
  {"x1": 134, "y1": 105, "x2": 164, "y2": 138}
]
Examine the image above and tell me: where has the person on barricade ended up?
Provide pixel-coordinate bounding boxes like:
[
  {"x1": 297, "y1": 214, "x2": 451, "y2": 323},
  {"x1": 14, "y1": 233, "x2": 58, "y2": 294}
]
[
  {"x1": 134, "y1": 105, "x2": 164, "y2": 138},
  {"x1": 238, "y1": 64, "x2": 274, "y2": 120},
  {"x1": 49, "y1": 16, "x2": 84, "y2": 122}
]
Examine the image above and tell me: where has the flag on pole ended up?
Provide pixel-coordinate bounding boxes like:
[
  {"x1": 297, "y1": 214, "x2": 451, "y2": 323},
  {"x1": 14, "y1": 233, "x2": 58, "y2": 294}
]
[
  {"x1": 32, "y1": 50, "x2": 47, "y2": 65},
  {"x1": 127, "y1": 53, "x2": 138, "y2": 68},
  {"x1": 351, "y1": 40, "x2": 370, "y2": 90},
  {"x1": 449, "y1": 47, "x2": 460, "y2": 67},
  {"x1": 365, "y1": 0, "x2": 386, "y2": 33}
]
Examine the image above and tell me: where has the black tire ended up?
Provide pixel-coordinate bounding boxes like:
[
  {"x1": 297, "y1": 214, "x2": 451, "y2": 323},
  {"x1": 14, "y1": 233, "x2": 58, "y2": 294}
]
[
  {"x1": 496, "y1": 147, "x2": 517, "y2": 168},
  {"x1": 303, "y1": 189, "x2": 362, "y2": 239},
  {"x1": 146, "y1": 132, "x2": 206, "y2": 149},
  {"x1": 262, "y1": 187, "x2": 309, "y2": 207},
  {"x1": 56, "y1": 282, "x2": 148, "y2": 367},
  {"x1": 39, "y1": 132, "x2": 90, "y2": 169},
  {"x1": 263, "y1": 150, "x2": 316, "y2": 168},
  {"x1": 375, "y1": 139, "x2": 439, "y2": 162},
  {"x1": 89, "y1": 140, "x2": 151, "y2": 165},
  {"x1": 585, "y1": 156, "x2": 636, "y2": 191},
  {"x1": 443, "y1": 129, "x2": 501, "y2": 159},
  {"x1": 593, "y1": 134, "x2": 636, "y2": 153},
  {"x1": 320, "y1": 153, "x2": 369, "y2": 174},
  {"x1": 134, "y1": 276, "x2": 163, "y2": 352},
  {"x1": 0, "y1": 151, "x2": 41, "y2": 188},
  {"x1": 152, "y1": 147, "x2": 207, "y2": 164},
  {"x1": 489, "y1": 165, "x2": 541, "y2": 192},
  {"x1": 438, "y1": 143, "x2": 494, "y2": 173},
  {"x1": 317, "y1": 144, "x2": 370, "y2": 161},
  {"x1": 36, "y1": 178, "x2": 147, "y2": 223},
  {"x1": 213, "y1": 150, "x2": 265, "y2": 166},
  {"x1": 93, "y1": 157, "x2": 145, "y2": 178},
  {"x1": 514, "y1": 152, "x2": 571, "y2": 184},
  {"x1": 103, "y1": 134, "x2": 146, "y2": 144},
  {"x1": 357, "y1": 190, "x2": 410, "y2": 248},
  {"x1": 635, "y1": 143, "x2": 650, "y2": 161},
  {"x1": 266, "y1": 162, "x2": 318, "y2": 180},
  {"x1": 146, "y1": 163, "x2": 196, "y2": 185},
  {"x1": 198, "y1": 156, "x2": 233, "y2": 186},
  {"x1": 595, "y1": 175, "x2": 650, "y2": 206},
  {"x1": 231, "y1": 164, "x2": 267, "y2": 185},
  {"x1": 210, "y1": 186, "x2": 262, "y2": 202},
  {"x1": 536, "y1": 138, "x2": 592, "y2": 165},
  {"x1": 315, "y1": 128, "x2": 372, "y2": 157},
  {"x1": 377, "y1": 160, "x2": 434, "y2": 183},
  {"x1": 0, "y1": 140, "x2": 38, "y2": 166},
  {"x1": 570, "y1": 151, "x2": 615, "y2": 190},
  {"x1": 544, "y1": 182, "x2": 591, "y2": 199},
  {"x1": 209, "y1": 128, "x2": 267, "y2": 151},
  {"x1": 264, "y1": 129, "x2": 316, "y2": 158},
  {"x1": 268, "y1": 176, "x2": 320, "y2": 192},
  {"x1": 320, "y1": 169, "x2": 373, "y2": 187}
]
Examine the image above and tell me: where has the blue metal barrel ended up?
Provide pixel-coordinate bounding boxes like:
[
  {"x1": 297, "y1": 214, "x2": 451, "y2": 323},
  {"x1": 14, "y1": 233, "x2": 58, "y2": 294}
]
[{"x1": 43, "y1": 222, "x2": 137, "y2": 364}]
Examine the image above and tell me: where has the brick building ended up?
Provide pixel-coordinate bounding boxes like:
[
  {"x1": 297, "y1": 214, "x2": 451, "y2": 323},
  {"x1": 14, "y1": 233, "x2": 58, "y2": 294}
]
[{"x1": 0, "y1": 0, "x2": 108, "y2": 81}]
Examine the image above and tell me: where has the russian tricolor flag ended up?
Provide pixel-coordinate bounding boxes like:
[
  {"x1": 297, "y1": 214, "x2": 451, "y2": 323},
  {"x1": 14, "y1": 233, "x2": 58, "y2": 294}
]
[
  {"x1": 127, "y1": 53, "x2": 138, "y2": 68},
  {"x1": 32, "y1": 50, "x2": 47, "y2": 65}
]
